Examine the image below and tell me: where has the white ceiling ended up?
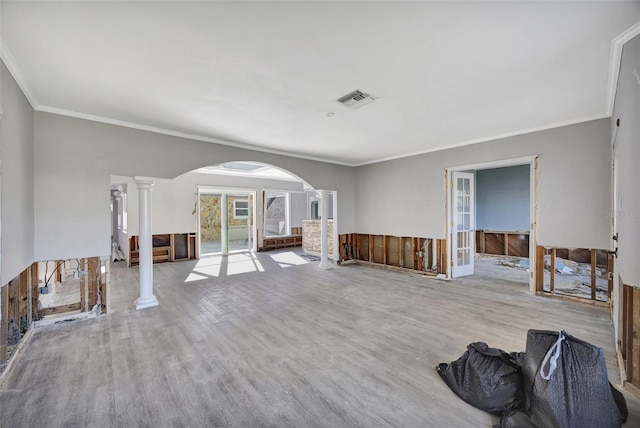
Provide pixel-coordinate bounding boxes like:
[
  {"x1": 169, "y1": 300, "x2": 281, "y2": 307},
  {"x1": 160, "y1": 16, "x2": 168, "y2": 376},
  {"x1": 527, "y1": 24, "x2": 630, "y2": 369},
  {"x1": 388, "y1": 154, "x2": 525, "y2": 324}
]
[{"x1": 2, "y1": 1, "x2": 639, "y2": 166}]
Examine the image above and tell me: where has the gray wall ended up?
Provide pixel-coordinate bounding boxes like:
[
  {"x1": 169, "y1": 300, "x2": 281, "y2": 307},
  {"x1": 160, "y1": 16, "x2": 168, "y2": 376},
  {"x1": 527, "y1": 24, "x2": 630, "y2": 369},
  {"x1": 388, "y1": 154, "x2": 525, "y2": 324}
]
[
  {"x1": 290, "y1": 192, "x2": 308, "y2": 228},
  {"x1": 476, "y1": 165, "x2": 530, "y2": 231},
  {"x1": 0, "y1": 61, "x2": 35, "y2": 285},
  {"x1": 612, "y1": 34, "x2": 640, "y2": 287},
  {"x1": 34, "y1": 112, "x2": 355, "y2": 261},
  {"x1": 355, "y1": 118, "x2": 611, "y2": 250}
]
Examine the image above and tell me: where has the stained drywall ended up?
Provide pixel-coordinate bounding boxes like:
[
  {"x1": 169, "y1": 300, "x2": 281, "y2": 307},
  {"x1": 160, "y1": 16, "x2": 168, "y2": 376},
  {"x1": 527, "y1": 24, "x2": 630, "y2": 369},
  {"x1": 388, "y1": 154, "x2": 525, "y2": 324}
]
[
  {"x1": 34, "y1": 112, "x2": 355, "y2": 261},
  {"x1": 1, "y1": 61, "x2": 35, "y2": 285},
  {"x1": 355, "y1": 118, "x2": 611, "y2": 250},
  {"x1": 476, "y1": 165, "x2": 530, "y2": 231},
  {"x1": 612, "y1": 34, "x2": 640, "y2": 288}
]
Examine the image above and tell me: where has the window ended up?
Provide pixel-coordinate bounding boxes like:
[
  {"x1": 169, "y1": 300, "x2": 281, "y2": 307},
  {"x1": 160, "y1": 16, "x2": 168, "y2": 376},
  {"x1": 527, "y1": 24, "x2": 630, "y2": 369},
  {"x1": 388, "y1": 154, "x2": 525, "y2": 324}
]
[
  {"x1": 121, "y1": 193, "x2": 128, "y2": 232},
  {"x1": 234, "y1": 199, "x2": 249, "y2": 219},
  {"x1": 264, "y1": 191, "x2": 289, "y2": 237},
  {"x1": 310, "y1": 200, "x2": 319, "y2": 219}
]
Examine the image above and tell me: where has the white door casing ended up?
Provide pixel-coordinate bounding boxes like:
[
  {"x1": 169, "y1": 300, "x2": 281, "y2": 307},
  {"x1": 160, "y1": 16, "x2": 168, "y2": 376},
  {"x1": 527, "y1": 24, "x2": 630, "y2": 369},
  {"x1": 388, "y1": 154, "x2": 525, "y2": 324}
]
[{"x1": 452, "y1": 172, "x2": 475, "y2": 278}]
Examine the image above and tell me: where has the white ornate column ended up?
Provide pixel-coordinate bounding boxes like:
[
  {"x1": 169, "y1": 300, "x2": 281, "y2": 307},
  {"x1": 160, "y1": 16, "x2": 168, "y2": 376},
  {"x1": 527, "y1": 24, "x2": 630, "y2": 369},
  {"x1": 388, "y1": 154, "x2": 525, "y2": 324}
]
[
  {"x1": 135, "y1": 178, "x2": 158, "y2": 310},
  {"x1": 319, "y1": 190, "x2": 331, "y2": 269}
]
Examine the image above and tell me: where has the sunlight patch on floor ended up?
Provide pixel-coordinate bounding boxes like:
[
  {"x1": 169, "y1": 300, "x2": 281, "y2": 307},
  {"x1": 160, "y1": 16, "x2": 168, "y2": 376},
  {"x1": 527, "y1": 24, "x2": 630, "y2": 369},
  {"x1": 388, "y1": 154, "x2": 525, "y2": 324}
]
[
  {"x1": 185, "y1": 255, "x2": 223, "y2": 282},
  {"x1": 227, "y1": 253, "x2": 264, "y2": 276},
  {"x1": 270, "y1": 251, "x2": 309, "y2": 268}
]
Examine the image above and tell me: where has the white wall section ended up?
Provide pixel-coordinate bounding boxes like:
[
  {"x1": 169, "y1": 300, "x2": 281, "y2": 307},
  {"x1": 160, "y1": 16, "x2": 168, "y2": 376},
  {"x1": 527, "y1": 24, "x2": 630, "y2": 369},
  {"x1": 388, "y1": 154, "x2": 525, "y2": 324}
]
[
  {"x1": 612, "y1": 34, "x2": 640, "y2": 287},
  {"x1": 1, "y1": 61, "x2": 34, "y2": 284}
]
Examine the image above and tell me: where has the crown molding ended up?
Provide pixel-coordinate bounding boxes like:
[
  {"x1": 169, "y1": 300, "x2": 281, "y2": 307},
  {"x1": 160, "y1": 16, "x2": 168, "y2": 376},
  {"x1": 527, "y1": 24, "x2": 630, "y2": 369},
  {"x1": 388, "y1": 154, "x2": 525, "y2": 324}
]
[
  {"x1": 36, "y1": 105, "x2": 354, "y2": 167},
  {"x1": 353, "y1": 114, "x2": 610, "y2": 167},
  {"x1": 607, "y1": 21, "x2": 640, "y2": 115},
  {"x1": 0, "y1": 38, "x2": 38, "y2": 108}
]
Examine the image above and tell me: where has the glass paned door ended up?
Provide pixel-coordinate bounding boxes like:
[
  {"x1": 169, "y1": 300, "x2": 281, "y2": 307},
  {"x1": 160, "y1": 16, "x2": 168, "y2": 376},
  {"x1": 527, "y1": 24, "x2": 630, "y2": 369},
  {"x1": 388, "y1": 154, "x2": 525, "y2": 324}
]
[
  {"x1": 227, "y1": 193, "x2": 254, "y2": 252},
  {"x1": 452, "y1": 172, "x2": 475, "y2": 277}
]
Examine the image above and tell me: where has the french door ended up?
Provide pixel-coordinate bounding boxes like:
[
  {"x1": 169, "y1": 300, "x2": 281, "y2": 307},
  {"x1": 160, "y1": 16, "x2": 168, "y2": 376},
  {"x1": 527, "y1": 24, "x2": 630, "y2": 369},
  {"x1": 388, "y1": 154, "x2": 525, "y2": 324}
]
[{"x1": 451, "y1": 172, "x2": 475, "y2": 278}]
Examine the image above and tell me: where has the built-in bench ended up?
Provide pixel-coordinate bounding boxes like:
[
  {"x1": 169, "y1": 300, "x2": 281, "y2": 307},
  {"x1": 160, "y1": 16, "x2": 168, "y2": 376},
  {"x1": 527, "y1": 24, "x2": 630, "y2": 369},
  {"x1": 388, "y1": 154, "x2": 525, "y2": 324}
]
[
  {"x1": 128, "y1": 233, "x2": 196, "y2": 266},
  {"x1": 259, "y1": 227, "x2": 302, "y2": 251}
]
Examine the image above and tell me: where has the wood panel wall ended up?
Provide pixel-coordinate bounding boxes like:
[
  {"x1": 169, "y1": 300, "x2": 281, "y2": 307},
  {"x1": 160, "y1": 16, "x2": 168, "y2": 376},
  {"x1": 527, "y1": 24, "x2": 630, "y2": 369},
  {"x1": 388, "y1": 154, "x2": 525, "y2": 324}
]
[
  {"x1": 0, "y1": 264, "x2": 36, "y2": 364},
  {"x1": 535, "y1": 246, "x2": 613, "y2": 303},
  {"x1": 129, "y1": 233, "x2": 197, "y2": 266},
  {"x1": 339, "y1": 234, "x2": 446, "y2": 276},
  {"x1": 622, "y1": 282, "x2": 640, "y2": 390}
]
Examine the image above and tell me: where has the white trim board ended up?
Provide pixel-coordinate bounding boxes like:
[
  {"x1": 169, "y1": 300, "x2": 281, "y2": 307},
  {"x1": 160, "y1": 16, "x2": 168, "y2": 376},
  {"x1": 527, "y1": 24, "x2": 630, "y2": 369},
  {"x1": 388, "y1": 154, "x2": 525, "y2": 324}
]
[
  {"x1": 446, "y1": 155, "x2": 538, "y2": 172},
  {"x1": 607, "y1": 21, "x2": 640, "y2": 115},
  {"x1": 0, "y1": 38, "x2": 38, "y2": 108},
  {"x1": 37, "y1": 105, "x2": 353, "y2": 168},
  {"x1": 445, "y1": 155, "x2": 539, "y2": 294}
]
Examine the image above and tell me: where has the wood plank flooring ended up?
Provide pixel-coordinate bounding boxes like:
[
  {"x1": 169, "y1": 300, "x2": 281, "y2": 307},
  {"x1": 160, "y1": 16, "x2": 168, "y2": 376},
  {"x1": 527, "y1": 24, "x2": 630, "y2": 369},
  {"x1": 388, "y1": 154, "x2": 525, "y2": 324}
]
[{"x1": 1, "y1": 249, "x2": 638, "y2": 427}]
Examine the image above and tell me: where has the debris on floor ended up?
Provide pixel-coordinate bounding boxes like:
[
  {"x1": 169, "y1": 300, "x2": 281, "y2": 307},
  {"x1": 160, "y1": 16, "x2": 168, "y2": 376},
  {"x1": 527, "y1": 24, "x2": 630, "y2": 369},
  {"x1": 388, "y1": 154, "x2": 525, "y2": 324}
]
[{"x1": 476, "y1": 253, "x2": 609, "y2": 302}]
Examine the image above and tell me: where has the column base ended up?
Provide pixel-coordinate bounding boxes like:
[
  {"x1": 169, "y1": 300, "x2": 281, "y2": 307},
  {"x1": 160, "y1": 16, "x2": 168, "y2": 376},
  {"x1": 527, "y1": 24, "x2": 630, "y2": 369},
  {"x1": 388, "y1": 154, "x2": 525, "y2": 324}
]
[
  {"x1": 318, "y1": 261, "x2": 333, "y2": 270},
  {"x1": 135, "y1": 295, "x2": 159, "y2": 310}
]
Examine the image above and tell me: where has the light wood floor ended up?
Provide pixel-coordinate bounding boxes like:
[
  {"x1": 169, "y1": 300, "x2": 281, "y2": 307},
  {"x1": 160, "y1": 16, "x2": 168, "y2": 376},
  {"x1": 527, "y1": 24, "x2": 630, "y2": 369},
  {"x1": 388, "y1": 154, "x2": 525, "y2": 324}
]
[{"x1": 1, "y1": 249, "x2": 638, "y2": 427}]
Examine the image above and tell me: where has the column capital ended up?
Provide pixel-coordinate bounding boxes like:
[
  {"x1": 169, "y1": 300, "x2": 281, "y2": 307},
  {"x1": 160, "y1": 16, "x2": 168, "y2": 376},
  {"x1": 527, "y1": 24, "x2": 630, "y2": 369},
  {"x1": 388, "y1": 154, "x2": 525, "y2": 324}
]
[{"x1": 134, "y1": 176, "x2": 156, "y2": 189}]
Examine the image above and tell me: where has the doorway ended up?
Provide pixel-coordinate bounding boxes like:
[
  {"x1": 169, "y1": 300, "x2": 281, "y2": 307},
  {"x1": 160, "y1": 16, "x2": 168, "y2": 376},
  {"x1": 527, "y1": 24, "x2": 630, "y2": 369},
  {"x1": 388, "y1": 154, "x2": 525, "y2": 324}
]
[
  {"x1": 446, "y1": 156, "x2": 538, "y2": 292},
  {"x1": 198, "y1": 188, "x2": 256, "y2": 256}
]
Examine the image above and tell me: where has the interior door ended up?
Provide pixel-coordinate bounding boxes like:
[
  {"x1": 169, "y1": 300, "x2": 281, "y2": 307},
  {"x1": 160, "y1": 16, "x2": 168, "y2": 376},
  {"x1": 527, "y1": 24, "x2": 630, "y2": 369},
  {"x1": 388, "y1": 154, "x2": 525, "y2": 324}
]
[{"x1": 452, "y1": 171, "x2": 475, "y2": 278}]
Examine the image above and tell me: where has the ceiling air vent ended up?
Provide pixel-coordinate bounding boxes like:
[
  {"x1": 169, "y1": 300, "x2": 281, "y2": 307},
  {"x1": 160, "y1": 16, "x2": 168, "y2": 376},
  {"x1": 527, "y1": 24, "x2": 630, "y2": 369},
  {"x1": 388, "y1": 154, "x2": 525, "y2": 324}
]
[{"x1": 337, "y1": 90, "x2": 376, "y2": 109}]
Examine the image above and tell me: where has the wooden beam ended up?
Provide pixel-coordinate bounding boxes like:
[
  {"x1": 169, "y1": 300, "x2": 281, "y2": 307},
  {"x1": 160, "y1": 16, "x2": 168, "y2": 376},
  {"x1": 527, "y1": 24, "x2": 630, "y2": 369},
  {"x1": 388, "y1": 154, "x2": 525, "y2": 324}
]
[
  {"x1": 632, "y1": 287, "x2": 640, "y2": 384},
  {"x1": 417, "y1": 239, "x2": 424, "y2": 272},
  {"x1": 398, "y1": 237, "x2": 404, "y2": 268},
  {"x1": 550, "y1": 248, "x2": 555, "y2": 294},
  {"x1": 39, "y1": 302, "x2": 82, "y2": 317},
  {"x1": 8, "y1": 279, "x2": 18, "y2": 340},
  {"x1": 382, "y1": 235, "x2": 387, "y2": 266},
  {"x1": 504, "y1": 233, "x2": 509, "y2": 257},
  {"x1": 368, "y1": 234, "x2": 373, "y2": 263},
  {"x1": 101, "y1": 259, "x2": 108, "y2": 314},
  {"x1": 20, "y1": 269, "x2": 30, "y2": 325},
  {"x1": 354, "y1": 233, "x2": 359, "y2": 261},
  {"x1": 170, "y1": 234, "x2": 176, "y2": 262},
  {"x1": 31, "y1": 263, "x2": 39, "y2": 322},
  {"x1": 88, "y1": 257, "x2": 100, "y2": 309},
  {"x1": 439, "y1": 239, "x2": 447, "y2": 275},
  {"x1": 591, "y1": 249, "x2": 597, "y2": 301},
  {"x1": 80, "y1": 258, "x2": 87, "y2": 312},
  {"x1": 619, "y1": 277, "x2": 633, "y2": 366},
  {"x1": 56, "y1": 260, "x2": 64, "y2": 285},
  {"x1": 0, "y1": 285, "x2": 8, "y2": 364},
  {"x1": 535, "y1": 246, "x2": 545, "y2": 292},
  {"x1": 608, "y1": 254, "x2": 614, "y2": 300}
]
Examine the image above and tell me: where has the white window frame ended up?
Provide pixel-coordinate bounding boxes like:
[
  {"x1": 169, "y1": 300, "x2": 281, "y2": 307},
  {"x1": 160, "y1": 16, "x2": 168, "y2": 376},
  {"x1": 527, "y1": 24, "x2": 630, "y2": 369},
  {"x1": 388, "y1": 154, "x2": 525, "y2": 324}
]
[
  {"x1": 233, "y1": 199, "x2": 250, "y2": 219},
  {"x1": 264, "y1": 190, "x2": 290, "y2": 238}
]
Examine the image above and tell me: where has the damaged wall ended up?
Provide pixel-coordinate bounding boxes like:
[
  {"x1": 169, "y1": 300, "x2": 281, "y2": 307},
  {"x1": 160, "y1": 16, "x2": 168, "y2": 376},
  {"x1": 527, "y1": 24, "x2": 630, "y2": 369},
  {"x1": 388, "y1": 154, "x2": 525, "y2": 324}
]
[
  {"x1": 0, "y1": 61, "x2": 35, "y2": 285},
  {"x1": 354, "y1": 118, "x2": 611, "y2": 250}
]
